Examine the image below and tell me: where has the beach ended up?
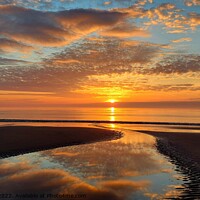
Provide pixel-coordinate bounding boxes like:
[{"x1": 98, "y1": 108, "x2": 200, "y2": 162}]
[
  {"x1": 0, "y1": 124, "x2": 200, "y2": 199},
  {"x1": 137, "y1": 130, "x2": 200, "y2": 198},
  {"x1": 0, "y1": 126, "x2": 122, "y2": 158},
  {"x1": 137, "y1": 130, "x2": 200, "y2": 165}
]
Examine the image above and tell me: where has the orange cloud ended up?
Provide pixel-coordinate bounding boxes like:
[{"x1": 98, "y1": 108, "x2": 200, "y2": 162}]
[
  {"x1": 0, "y1": 38, "x2": 161, "y2": 92},
  {"x1": 0, "y1": 5, "x2": 128, "y2": 50},
  {"x1": 189, "y1": 12, "x2": 200, "y2": 27},
  {"x1": 0, "y1": 38, "x2": 34, "y2": 53},
  {"x1": 184, "y1": 0, "x2": 200, "y2": 6},
  {"x1": 171, "y1": 37, "x2": 192, "y2": 43},
  {"x1": 104, "y1": 1, "x2": 112, "y2": 5},
  {"x1": 101, "y1": 22, "x2": 150, "y2": 38},
  {"x1": 0, "y1": 3, "x2": 198, "y2": 55},
  {"x1": 147, "y1": 55, "x2": 200, "y2": 74},
  {"x1": 126, "y1": 3, "x2": 200, "y2": 33}
]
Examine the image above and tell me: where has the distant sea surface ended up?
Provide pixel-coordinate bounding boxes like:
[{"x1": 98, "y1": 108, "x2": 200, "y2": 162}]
[{"x1": 0, "y1": 107, "x2": 199, "y2": 123}]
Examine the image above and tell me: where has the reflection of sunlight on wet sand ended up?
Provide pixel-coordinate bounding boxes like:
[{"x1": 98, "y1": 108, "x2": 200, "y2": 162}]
[
  {"x1": 112, "y1": 130, "x2": 156, "y2": 146},
  {"x1": 110, "y1": 124, "x2": 116, "y2": 129}
]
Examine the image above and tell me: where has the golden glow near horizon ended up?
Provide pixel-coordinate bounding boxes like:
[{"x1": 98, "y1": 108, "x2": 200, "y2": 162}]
[{"x1": 108, "y1": 99, "x2": 117, "y2": 104}]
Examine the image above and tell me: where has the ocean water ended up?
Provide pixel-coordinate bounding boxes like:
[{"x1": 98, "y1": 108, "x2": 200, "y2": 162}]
[{"x1": 0, "y1": 107, "x2": 200, "y2": 123}]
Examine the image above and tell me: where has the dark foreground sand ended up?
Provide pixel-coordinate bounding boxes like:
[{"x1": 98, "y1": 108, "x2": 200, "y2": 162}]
[
  {"x1": 0, "y1": 126, "x2": 122, "y2": 158},
  {"x1": 137, "y1": 130, "x2": 200, "y2": 198},
  {"x1": 137, "y1": 130, "x2": 200, "y2": 164}
]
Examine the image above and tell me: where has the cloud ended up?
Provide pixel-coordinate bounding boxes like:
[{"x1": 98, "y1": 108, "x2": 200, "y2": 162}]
[
  {"x1": 132, "y1": 84, "x2": 200, "y2": 92},
  {"x1": 171, "y1": 37, "x2": 192, "y2": 43},
  {"x1": 0, "y1": 57, "x2": 30, "y2": 65},
  {"x1": 0, "y1": 3, "x2": 199, "y2": 97},
  {"x1": 0, "y1": 38, "x2": 198, "y2": 96},
  {"x1": 128, "y1": 3, "x2": 200, "y2": 33},
  {"x1": 101, "y1": 22, "x2": 150, "y2": 38},
  {"x1": 0, "y1": 90, "x2": 54, "y2": 96},
  {"x1": 147, "y1": 55, "x2": 200, "y2": 74},
  {"x1": 0, "y1": 0, "x2": 57, "y2": 11},
  {"x1": 0, "y1": 38, "x2": 34, "y2": 53},
  {"x1": 0, "y1": 64, "x2": 84, "y2": 92},
  {"x1": 48, "y1": 38, "x2": 160, "y2": 69},
  {"x1": 0, "y1": 5, "x2": 130, "y2": 50},
  {"x1": 0, "y1": 5, "x2": 73, "y2": 47},
  {"x1": 184, "y1": 0, "x2": 200, "y2": 6},
  {"x1": 141, "y1": 3, "x2": 177, "y2": 21},
  {"x1": 0, "y1": 37, "x2": 161, "y2": 93},
  {"x1": 167, "y1": 30, "x2": 186, "y2": 34},
  {"x1": 104, "y1": 1, "x2": 112, "y2": 5},
  {"x1": 189, "y1": 12, "x2": 200, "y2": 27},
  {"x1": 0, "y1": 3, "x2": 198, "y2": 55}
]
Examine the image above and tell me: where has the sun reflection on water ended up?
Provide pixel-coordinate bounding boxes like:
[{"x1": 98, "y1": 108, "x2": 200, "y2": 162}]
[
  {"x1": 110, "y1": 107, "x2": 115, "y2": 114},
  {"x1": 110, "y1": 115, "x2": 115, "y2": 121},
  {"x1": 109, "y1": 106, "x2": 116, "y2": 121}
]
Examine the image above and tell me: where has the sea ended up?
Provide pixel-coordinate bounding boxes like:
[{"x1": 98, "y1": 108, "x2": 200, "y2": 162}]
[{"x1": 0, "y1": 107, "x2": 200, "y2": 123}]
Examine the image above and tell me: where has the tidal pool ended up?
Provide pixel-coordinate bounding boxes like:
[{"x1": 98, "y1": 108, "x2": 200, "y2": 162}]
[{"x1": 0, "y1": 123, "x2": 187, "y2": 199}]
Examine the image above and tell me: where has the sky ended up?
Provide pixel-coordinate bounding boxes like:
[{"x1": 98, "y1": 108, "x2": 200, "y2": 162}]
[{"x1": 0, "y1": 0, "x2": 200, "y2": 108}]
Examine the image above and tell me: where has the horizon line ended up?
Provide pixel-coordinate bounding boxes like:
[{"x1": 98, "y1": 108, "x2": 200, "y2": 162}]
[{"x1": 0, "y1": 119, "x2": 200, "y2": 126}]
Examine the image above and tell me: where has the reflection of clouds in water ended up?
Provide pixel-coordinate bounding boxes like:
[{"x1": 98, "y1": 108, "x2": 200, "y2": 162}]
[
  {"x1": 112, "y1": 130, "x2": 156, "y2": 145},
  {"x1": 52, "y1": 152, "x2": 80, "y2": 157},
  {"x1": 0, "y1": 130, "x2": 182, "y2": 199},
  {"x1": 110, "y1": 116, "x2": 115, "y2": 121},
  {"x1": 145, "y1": 184, "x2": 184, "y2": 199},
  {"x1": 42, "y1": 137, "x2": 163, "y2": 179},
  {"x1": 98, "y1": 180, "x2": 150, "y2": 197},
  {"x1": 0, "y1": 161, "x2": 150, "y2": 200},
  {"x1": 0, "y1": 161, "x2": 32, "y2": 177}
]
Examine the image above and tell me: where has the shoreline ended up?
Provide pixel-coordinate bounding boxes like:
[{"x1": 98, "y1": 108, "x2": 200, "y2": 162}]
[
  {"x1": 137, "y1": 130, "x2": 200, "y2": 199},
  {"x1": 0, "y1": 126, "x2": 122, "y2": 158},
  {"x1": 1, "y1": 119, "x2": 200, "y2": 126}
]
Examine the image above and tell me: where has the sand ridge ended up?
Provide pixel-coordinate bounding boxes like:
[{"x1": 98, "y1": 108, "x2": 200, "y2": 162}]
[
  {"x1": 0, "y1": 126, "x2": 122, "y2": 158},
  {"x1": 137, "y1": 130, "x2": 200, "y2": 199}
]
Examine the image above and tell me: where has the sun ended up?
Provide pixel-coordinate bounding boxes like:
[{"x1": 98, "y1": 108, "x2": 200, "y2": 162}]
[{"x1": 108, "y1": 99, "x2": 116, "y2": 103}]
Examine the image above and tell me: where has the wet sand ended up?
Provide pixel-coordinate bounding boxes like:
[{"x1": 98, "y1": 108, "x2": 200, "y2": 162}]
[
  {"x1": 137, "y1": 130, "x2": 200, "y2": 164},
  {"x1": 137, "y1": 130, "x2": 200, "y2": 198},
  {"x1": 0, "y1": 126, "x2": 122, "y2": 158}
]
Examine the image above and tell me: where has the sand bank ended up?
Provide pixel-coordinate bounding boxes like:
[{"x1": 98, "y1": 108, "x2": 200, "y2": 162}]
[
  {"x1": 137, "y1": 130, "x2": 200, "y2": 198},
  {"x1": 0, "y1": 126, "x2": 122, "y2": 158},
  {"x1": 137, "y1": 130, "x2": 200, "y2": 164}
]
